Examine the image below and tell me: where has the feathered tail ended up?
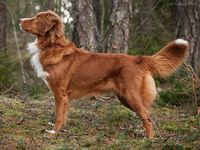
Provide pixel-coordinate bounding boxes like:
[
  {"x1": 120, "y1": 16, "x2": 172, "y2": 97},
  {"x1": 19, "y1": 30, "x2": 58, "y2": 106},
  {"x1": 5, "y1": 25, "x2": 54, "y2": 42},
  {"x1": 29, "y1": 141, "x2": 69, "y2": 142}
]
[{"x1": 143, "y1": 39, "x2": 189, "y2": 77}]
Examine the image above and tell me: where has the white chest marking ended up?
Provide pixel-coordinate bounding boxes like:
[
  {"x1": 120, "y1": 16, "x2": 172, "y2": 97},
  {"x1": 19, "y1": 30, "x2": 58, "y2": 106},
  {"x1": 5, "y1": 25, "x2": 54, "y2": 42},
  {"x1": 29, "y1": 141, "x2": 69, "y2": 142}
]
[{"x1": 27, "y1": 40, "x2": 49, "y2": 86}]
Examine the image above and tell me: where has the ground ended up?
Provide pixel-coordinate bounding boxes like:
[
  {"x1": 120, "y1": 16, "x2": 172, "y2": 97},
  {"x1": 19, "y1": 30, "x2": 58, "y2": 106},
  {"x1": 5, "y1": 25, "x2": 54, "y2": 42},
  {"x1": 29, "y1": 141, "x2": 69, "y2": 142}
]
[{"x1": 0, "y1": 94, "x2": 199, "y2": 150}]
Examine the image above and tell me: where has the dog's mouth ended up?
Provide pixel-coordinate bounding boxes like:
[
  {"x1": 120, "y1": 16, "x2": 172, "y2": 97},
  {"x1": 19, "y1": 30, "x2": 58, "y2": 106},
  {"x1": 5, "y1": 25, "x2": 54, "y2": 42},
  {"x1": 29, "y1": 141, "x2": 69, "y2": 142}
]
[
  {"x1": 19, "y1": 18, "x2": 33, "y2": 33},
  {"x1": 19, "y1": 24, "x2": 32, "y2": 34},
  {"x1": 19, "y1": 22, "x2": 37, "y2": 35}
]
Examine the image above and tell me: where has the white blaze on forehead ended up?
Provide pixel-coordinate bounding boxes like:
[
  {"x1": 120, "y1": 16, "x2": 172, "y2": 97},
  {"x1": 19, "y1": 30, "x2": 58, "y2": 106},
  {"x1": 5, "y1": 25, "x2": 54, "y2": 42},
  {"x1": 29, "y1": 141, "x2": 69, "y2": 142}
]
[{"x1": 20, "y1": 17, "x2": 33, "y2": 21}]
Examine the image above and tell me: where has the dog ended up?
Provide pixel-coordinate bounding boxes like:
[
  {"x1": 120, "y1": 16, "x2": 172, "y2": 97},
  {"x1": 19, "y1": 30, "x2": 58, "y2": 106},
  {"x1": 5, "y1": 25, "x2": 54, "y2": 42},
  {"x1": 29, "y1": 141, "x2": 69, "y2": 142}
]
[{"x1": 19, "y1": 10, "x2": 189, "y2": 139}]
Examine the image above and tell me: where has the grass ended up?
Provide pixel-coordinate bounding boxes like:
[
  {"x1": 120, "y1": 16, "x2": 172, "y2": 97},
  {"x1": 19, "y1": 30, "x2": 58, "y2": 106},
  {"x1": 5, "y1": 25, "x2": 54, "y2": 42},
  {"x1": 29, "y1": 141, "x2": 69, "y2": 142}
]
[{"x1": 0, "y1": 95, "x2": 199, "y2": 150}]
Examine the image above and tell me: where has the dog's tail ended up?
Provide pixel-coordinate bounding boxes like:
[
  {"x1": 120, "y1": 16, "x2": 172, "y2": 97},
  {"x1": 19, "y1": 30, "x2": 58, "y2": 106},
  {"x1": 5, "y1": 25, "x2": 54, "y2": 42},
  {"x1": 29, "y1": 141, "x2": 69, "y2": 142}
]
[{"x1": 142, "y1": 39, "x2": 189, "y2": 77}]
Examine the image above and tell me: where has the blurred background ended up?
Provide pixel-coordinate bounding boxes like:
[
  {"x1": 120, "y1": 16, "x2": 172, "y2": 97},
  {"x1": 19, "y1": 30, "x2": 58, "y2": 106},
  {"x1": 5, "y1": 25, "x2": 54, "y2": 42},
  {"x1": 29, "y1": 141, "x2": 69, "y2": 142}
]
[
  {"x1": 0, "y1": 0, "x2": 200, "y2": 149},
  {"x1": 0, "y1": 0, "x2": 199, "y2": 105}
]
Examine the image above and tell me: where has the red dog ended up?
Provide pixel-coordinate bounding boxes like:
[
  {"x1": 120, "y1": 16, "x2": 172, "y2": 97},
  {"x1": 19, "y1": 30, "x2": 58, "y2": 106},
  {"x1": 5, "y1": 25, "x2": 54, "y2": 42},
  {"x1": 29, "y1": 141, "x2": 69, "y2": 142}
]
[{"x1": 19, "y1": 11, "x2": 189, "y2": 139}]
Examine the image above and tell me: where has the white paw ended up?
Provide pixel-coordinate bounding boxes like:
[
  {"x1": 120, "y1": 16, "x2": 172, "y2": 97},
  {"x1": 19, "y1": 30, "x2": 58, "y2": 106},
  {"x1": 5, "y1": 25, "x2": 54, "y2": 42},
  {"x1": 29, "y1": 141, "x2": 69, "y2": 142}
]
[{"x1": 45, "y1": 129, "x2": 56, "y2": 134}]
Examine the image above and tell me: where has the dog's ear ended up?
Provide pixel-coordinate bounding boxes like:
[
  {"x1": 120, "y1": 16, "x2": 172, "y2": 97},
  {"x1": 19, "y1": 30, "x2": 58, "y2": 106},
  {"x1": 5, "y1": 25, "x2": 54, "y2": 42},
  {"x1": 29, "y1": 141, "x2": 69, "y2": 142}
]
[
  {"x1": 41, "y1": 11, "x2": 65, "y2": 43},
  {"x1": 43, "y1": 11, "x2": 62, "y2": 34},
  {"x1": 42, "y1": 11, "x2": 57, "y2": 34},
  {"x1": 44, "y1": 21, "x2": 56, "y2": 33}
]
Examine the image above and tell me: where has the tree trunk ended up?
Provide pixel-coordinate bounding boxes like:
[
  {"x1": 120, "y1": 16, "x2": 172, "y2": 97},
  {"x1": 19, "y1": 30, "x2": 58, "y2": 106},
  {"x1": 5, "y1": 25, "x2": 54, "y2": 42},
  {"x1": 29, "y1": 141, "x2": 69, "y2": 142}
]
[
  {"x1": 72, "y1": 0, "x2": 100, "y2": 51},
  {"x1": 105, "y1": 0, "x2": 131, "y2": 53},
  {"x1": 93, "y1": 0, "x2": 106, "y2": 36},
  {"x1": 139, "y1": 0, "x2": 154, "y2": 35},
  {"x1": 0, "y1": 0, "x2": 7, "y2": 51},
  {"x1": 176, "y1": 0, "x2": 200, "y2": 77}
]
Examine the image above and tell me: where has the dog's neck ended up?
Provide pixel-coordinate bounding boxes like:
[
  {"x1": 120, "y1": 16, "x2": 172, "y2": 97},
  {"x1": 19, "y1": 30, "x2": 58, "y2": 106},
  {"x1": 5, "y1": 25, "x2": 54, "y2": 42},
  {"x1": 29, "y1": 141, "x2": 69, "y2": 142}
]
[
  {"x1": 36, "y1": 34, "x2": 71, "y2": 50},
  {"x1": 33, "y1": 35, "x2": 77, "y2": 66}
]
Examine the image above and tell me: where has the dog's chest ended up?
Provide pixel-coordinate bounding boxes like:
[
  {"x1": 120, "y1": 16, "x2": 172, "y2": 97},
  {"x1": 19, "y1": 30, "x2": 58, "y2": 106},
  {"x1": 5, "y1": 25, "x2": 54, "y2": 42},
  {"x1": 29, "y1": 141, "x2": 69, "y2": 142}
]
[{"x1": 27, "y1": 40, "x2": 49, "y2": 86}]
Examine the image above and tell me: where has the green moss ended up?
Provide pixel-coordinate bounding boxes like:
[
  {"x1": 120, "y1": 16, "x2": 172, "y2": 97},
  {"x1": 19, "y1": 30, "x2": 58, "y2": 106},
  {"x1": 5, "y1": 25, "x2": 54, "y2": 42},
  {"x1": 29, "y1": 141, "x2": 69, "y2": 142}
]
[
  {"x1": 2, "y1": 99, "x2": 24, "y2": 121},
  {"x1": 0, "y1": 96, "x2": 200, "y2": 149},
  {"x1": 16, "y1": 137, "x2": 26, "y2": 150},
  {"x1": 162, "y1": 144, "x2": 186, "y2": 150},
  {"x1": 160, "y1": 121, "x2": 178, "y2": 132},
  {"x1": 3, "y1": 109, "x2": 23, "y2": 118}
]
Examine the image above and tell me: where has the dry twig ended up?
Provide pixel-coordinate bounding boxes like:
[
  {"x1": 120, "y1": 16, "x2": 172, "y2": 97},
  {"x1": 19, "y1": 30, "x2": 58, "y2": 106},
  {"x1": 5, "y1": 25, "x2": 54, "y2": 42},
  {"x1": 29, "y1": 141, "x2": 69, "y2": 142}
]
[{"x1": 183, "y1": 63, "x2": 200, "y2": 114}]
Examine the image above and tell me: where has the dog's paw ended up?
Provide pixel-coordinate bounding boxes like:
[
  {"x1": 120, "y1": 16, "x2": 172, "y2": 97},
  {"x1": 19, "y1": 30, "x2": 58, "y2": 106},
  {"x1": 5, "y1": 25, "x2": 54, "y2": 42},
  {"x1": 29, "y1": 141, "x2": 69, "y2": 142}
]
[{"x1": 45, "y1": 129, "x2": 56, "y2": 134}]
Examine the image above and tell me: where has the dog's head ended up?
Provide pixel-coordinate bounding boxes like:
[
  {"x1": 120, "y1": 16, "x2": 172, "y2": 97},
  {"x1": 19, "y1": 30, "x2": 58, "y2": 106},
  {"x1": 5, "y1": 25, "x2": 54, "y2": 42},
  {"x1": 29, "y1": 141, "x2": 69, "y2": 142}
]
[{"x1": 20, "y1": 11, "x2": 64, "y2": 40}]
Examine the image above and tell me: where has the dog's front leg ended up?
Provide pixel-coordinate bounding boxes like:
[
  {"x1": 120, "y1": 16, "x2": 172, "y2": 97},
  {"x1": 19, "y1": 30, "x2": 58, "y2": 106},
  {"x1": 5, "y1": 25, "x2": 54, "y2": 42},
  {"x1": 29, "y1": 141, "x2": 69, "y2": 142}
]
[
  {"x1": 53, "y1": 93, "x2": 68, "y2": 131},
  {"x1": 46, "y1": 90, "x2": 68, "y2": 133},
  {"x1": 62, "y1": 96, "x2": 69, "y2": 125}
]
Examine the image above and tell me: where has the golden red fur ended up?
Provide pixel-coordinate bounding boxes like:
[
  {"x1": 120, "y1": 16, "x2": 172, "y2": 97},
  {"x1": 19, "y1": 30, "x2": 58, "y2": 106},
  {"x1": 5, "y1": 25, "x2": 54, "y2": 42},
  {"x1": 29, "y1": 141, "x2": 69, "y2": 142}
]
[{"x1": 20, "y1": 10, "x2": 189, "y2": 138}]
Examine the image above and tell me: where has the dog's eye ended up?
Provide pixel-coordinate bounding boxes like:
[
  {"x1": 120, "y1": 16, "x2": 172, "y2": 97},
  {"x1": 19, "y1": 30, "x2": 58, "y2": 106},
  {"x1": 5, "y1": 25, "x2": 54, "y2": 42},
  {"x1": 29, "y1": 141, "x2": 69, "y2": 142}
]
[{"x1": 34, "y1": 17, "x2": 40, "y2": 23}]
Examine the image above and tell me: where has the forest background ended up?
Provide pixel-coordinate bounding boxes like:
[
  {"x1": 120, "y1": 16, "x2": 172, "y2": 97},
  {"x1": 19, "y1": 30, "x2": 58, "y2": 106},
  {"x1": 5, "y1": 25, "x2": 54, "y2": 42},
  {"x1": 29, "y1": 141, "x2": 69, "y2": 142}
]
[{"x1": 0, "y1": 0, "x2": 199, "y2": 149}]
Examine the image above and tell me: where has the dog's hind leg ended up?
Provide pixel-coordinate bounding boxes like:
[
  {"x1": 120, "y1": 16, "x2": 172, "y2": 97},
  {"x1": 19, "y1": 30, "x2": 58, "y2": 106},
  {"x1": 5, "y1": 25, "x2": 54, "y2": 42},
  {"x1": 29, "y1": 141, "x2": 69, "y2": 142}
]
[
  {"x1": 116, "y1": 94, "x2": 133, "y2": 111},
  {"x1": 122, "y1": 92, "x2": 154, "y2": 139},
  {"x1": 141, "y1": 74, "x2": 157, "y2": 109}
]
